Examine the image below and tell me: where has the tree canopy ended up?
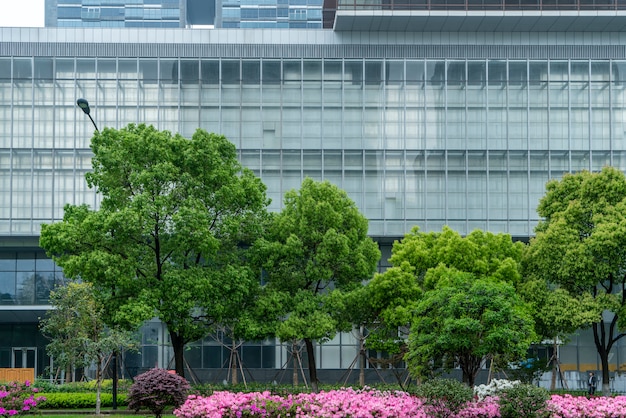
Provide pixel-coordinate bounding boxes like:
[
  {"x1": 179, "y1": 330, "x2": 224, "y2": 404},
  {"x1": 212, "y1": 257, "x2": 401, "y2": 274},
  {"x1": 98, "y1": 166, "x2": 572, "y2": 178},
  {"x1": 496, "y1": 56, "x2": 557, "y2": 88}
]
[
  {"x1": 525, "y1": 166, "x2": 626, "y2": 394},
  {"x1": 391, "y1": 226, "x2": 534, "y2": 387},
  {"x1": 40, "y1": 124, "x2": 269, "y2": 377},
  {"x1": 254, "y1": 178, "x2": 380, "y2": 391}
]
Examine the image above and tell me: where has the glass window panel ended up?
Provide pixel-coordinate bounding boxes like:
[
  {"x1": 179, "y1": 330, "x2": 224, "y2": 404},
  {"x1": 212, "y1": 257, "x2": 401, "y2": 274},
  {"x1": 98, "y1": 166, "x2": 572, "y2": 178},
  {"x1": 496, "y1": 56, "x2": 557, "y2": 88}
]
[
  {"x1": 13, "y1": 59, "x2": 32, "y2": 80},
  {"x1": 55, "y1": 58, "x2": 75, "y2": 80},
  {"x1": 118, "y1": 58, "x2": 137, "y2": 79},
  {"x1": 365, "y1": 61, "x2": 383, "y2": 86},
  {"x1": 283, "y1": 61, "x2": 301, "y2": 82},
  {"x1": 242, "y1": 61, "x2": 260, "y2": 85},
  {"x1": 386, "y1": 61, "x2": 404, "y2": 85},
  {"x1": 242, "y1": 345, "x2": 262, "y2": 368},
  {"x1": 262, "y1": 61, "x2": 281, "y2": 84},
  {"x1": 570, "y1": 61, "x2": 589, "y2": 81},
  {"x1": 0, "y1": 271, "x2": 16, "y2": 304},
  {"x1": 426, "y1": 60, "x2": 444, "y2": 85},
  {"x1": 201, "y1": 60, "x2": 219, "y2": 84},
  {"x1": 529, "y1": 61, "x2": 548, "y2": 83},
  {"x1": 447, "y1": 61, "x2": 466, "y2": 84},
  {"x1": 76, "y1": 58, "x2": 95, "y2": 79},
  {"x1": 0, "y1": 59, "x2": 11, "y2": 80},
  {"x1": 406, "y1": 60, "x2": 425, "y2": 84},
  {"x1": 180, "y1": 59, "x2": 199, "y2": 84},
  {"x1": 303, "y1": 61, "x2": 321, "y2": 81},
  {"x1": 550, "y1": 61, "x2": 569, "y2": 81},
  {"x1": 509, "y1": 61, "x2": 528, "y2": 85},
  {"x1": 468, "y1": 61, "x2": 486, "y2": 86},
  {"x1": 345, "y1": 61, "x2": 362, "y2": 85},
  {"x1": 488, "y1": 60, "x2": 506, "y2": 86},
  {"x1": 323, "y1": 60, "x2": 342, "y2": 82},
  {"x1": 34, "y1": 58, "x2": 53, "y2": 80},
  {"x1": 97, "y1": 58, "x2": 116, "y2": 80},
  {"x1": 160, "y1": 59, "x2": 178, "y2": 83},
  {"x1": 612, "y1": 61, "x2": 626, "y2": 83},
  {"x1": 139, "y1": 59, "x2": 158, "y2": 82},
  {"x1": 222, "y1": 60, "x2": 240, "y2": 84}
]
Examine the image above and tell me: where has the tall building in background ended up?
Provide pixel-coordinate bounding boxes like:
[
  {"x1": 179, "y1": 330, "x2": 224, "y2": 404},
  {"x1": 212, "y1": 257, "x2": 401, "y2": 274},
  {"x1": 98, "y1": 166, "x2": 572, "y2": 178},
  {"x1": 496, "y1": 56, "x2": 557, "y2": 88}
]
[
  {"x1": 43, "y1": 0, "x2": 323, "y2": 29},
  {"x1": 5, "y1": 0, "x2": 626, "y2": 389},
  {"x1": 44, "y1": 0, "x2": 216, "y2": 28}
]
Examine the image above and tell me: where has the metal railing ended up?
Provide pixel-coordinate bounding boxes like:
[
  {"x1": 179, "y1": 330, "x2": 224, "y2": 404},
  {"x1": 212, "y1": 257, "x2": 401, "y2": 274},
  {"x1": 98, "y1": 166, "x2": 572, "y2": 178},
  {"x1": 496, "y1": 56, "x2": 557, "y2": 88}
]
[{"x1": 335, "y1": 0, "x2": 626, "y2": 11}]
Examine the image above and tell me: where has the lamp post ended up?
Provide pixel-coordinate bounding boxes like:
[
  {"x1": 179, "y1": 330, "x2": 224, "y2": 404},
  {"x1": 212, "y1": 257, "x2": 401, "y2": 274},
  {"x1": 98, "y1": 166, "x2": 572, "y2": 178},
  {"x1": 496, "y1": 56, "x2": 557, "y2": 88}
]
[
  {"x1": 76, "y1": 98, "x2": 99, "y2": 132},
  {"x1": 75, "y1": 98, "x2": 117, "y2": 410}
]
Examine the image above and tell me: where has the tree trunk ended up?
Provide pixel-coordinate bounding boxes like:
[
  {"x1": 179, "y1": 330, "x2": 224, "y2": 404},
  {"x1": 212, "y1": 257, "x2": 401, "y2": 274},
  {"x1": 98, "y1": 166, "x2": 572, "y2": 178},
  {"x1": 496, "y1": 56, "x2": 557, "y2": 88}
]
[
  {"x1": 95, "y1": 356, "x2": 102, "y2": 415},
  {"x1": 359, "y1": 328, "x2": 366, "y2": 387},
  {"x1": 169, "y1": 330, "x2": 186, "y2": 378},
  {"x1": 304, "y1": 338, "x2": 319, "y2": 392},
  {"x1": 593, "y1": 321, "x2": 613, "y2": 396},
  {"x1": 292, "y1": 341, "x2": 299, "y2": 386},
  {"x1": 461, "y1": 355, "x2": 480, "y2": 388},
  {"x1": 230, "y1": 340, "x2": 239, "y2": 385},
  {"x1": 550, "y1": 340, "x2": 558, "y2": 391}
]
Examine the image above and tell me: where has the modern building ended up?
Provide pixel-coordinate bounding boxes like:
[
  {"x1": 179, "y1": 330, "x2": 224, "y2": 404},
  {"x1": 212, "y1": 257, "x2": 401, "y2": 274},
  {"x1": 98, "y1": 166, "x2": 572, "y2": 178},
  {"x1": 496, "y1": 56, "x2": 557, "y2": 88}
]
[
  {"x1": 3, "y1": 0, "x2": 626, "y2": 387},
  {"x1": 44, "y1": 0, "x2": 216, "y2": 28},
  {"x1": 43, "y1": 0, "x2": 324, "y2": 29}
]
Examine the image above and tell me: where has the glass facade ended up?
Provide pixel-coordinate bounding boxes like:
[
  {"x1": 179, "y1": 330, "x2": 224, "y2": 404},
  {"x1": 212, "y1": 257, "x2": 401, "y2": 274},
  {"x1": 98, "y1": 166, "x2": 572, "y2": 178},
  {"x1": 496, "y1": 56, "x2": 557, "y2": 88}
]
[
  {"x1": 2, "y1": 52, "x2": 626, "y2": 238},
  {"x1": 47, "y1": 0, "x2": 185, "y2": 27},
  {"x1": 221, "y1": 0, "x2": 324, "y2": 28},
  {"x1": 2, "y1": 29, "x2": 626, "y2": 385}
]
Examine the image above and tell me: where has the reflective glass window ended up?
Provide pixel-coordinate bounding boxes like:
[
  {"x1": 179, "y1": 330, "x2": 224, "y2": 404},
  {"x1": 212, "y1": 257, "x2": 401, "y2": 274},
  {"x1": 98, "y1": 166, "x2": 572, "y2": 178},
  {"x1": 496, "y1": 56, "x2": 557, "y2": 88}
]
[{"x1": 201, "y1": 60, "x2": 219, "y2": 84}]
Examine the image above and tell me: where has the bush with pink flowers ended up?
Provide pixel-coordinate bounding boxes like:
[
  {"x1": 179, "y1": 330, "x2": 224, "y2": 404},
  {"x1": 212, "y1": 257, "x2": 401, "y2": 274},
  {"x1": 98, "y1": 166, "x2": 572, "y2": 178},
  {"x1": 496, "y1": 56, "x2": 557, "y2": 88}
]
[
  {"x1": 0, "y1": 380, "x2": 46, "y2": 417},
  {"x1": 174, "y1": 387, "x2": 502, "y2": 418},
  {"x1": 174, "y1": 388, "x2": 626, "y2": 418},
  {"x1": 546, "y1": 394, "x2": 626, "y2": 418}
]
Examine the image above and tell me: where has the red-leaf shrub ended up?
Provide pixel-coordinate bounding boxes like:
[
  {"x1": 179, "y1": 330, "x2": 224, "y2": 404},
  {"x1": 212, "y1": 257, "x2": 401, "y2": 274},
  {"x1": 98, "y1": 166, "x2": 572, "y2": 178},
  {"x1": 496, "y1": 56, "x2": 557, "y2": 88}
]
[{"x1": 127, "y1": 368, "x2": 190, "y2": 418}]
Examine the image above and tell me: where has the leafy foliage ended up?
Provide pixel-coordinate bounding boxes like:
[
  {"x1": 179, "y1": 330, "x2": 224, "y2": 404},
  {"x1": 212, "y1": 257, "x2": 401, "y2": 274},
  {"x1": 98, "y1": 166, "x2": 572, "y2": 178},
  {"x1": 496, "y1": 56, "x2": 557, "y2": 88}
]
[
  {"x1": 39, "y1": 124, "x2": 269, "y2": 377},
  {"x1": 37, "y1": 392, "x2": 127, "y2": 409},
  {"x1": 39, "y1": 282, "x2": 136, "y2": 414},
  {"x1": 498, "y1": 383, "x2": 550, "y2": 418},
  {"x1": 127, "y1": 368, "x2": 190, "y2": 418},
  {"x1": 525, "y1": 166, "x2": 626, "y2": 393},
  {"x1": 254, "y1": 178, "x2": 380, "y2": 391},
  {"x1": 410, "y1": 378, "x2": 474, "y2": 417},
  {"x1": 397, "y1": 227, "x2": 534, "y2": 387}
]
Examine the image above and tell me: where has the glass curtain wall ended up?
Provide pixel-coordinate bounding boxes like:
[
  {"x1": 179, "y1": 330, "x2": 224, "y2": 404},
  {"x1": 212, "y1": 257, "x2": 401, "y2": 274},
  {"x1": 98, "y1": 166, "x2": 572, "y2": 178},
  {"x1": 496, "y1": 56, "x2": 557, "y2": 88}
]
[{"x1": 1, "y1": 56, "x2": 625, "y2": 239}]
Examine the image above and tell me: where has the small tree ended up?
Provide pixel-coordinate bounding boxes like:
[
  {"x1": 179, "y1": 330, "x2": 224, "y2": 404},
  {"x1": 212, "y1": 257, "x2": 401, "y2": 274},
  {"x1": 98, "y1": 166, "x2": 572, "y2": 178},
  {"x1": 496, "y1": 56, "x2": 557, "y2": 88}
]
[
  {"x1": 128, "y1": 368, "x2": 190, "y2": 418},
  {"x1": 40, "y1": 282, "x2": 136, "y2": 415}
]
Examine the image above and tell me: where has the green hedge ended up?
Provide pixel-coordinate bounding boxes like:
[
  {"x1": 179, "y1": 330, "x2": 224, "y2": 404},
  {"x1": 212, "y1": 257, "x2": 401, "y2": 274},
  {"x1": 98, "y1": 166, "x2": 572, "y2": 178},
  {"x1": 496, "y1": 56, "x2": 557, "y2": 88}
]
[{"x1": 38, "y1": 392, "x2": 128, "y2": 409}]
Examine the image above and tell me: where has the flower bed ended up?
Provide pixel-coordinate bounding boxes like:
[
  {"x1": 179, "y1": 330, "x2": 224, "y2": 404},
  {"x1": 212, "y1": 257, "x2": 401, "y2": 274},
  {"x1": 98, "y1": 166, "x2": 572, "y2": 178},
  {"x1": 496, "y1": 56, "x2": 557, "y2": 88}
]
[{"x1": 174, "y1": 388, "x2": 626, "y2": 418}]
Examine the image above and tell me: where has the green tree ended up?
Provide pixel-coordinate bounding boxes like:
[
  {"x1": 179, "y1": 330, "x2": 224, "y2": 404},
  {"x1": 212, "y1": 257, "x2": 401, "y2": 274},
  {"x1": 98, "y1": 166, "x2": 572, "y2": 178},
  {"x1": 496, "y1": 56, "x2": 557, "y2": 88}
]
[
  {"x1": 255, "y1": 178, "x2": 380, "y2": 392},
  {"x1": 525, "y1": 166, "x2": 626, "y2": 395},
  {"x1": 517, "y1": 276, "x2": 599, "y2": 389},
  {"x1": 392, "y1": 226, "x2": 534, "y2": 387},
  {"x1": 39, "y1": 124, "x2": 269, "y2": 377},
  {"x1": 356, "y1": 264, "x2": 422, "y2": 386},
  {"x1": 40, "y1": 282, "x2": 136, "y2": 415}
]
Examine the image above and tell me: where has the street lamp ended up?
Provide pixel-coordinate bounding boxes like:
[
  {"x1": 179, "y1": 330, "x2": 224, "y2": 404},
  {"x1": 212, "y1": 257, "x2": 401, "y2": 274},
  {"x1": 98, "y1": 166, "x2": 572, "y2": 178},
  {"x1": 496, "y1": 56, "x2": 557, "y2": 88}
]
[
  {"x1": 76, "y1": 98, "x2": 99, "y2": 132},
  {"x1": 75, "y1": 98, "x2": 117, "y2": 409}
]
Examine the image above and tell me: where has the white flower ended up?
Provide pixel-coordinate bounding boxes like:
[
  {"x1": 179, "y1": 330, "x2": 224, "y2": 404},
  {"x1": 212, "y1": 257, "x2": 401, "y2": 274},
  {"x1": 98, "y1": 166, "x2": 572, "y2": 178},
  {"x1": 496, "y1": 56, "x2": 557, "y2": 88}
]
[{"x1": 474, "y1": 379, "x2": 521, "y2": 400}]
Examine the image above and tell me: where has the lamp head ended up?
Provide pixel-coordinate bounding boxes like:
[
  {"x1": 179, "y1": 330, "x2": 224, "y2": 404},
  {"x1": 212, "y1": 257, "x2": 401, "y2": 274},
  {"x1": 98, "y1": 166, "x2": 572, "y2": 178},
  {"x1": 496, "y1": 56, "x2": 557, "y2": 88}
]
[{"x1": 76, "y1": 98, "x2": 91, "y2": 115}]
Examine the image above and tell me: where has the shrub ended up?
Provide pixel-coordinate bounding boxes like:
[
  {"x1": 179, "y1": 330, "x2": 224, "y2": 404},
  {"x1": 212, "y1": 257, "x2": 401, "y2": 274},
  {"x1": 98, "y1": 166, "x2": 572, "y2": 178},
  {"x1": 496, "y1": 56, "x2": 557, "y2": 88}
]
[
  {"x1": 411, "y1": 378, "x2": 474, "y2": 417},
  {"x1": 128, "y1": 368, "x2": 190, "y2": 418},
  {"x1": 498, "y1": 383, "x2": 550, "y2": 418},
  {"x1": 0, "y1": 380, "x2": 46, "y2": 417},
  {"x1": 37, "y1": 392, "x2": 127, "y2": 409}
]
